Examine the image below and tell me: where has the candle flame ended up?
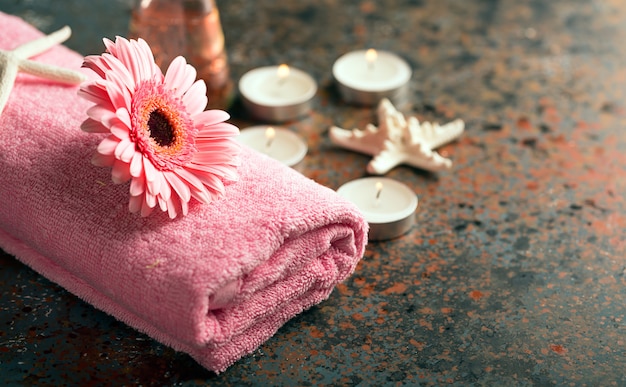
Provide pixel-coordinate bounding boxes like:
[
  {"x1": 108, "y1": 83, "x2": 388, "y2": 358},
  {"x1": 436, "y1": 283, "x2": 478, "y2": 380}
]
[
  {"x1": 366, "y1": 48, "x2": 378, "y2": 64},
  {"x1": 277, "y1": 64, "x2": 290, "y2": 80},
  {"x1": 265, "y1": 126, "x2": 276, "y2": 149}
]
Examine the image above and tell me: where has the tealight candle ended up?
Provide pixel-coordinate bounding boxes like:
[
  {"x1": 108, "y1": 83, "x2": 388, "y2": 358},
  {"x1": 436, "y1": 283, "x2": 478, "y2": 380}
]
[
  {"x1": 332, "y1": 49, "x2": 412, "y2": 106},
  {"x1": 337, "y1": 177, "x2": 418, "y2": 241},
  {"x1": 237, "y1": 125, "x2": 308, "y2": 167},
  {"x1": 239, "y1": 64, "x2": 317, "y2": 122}
]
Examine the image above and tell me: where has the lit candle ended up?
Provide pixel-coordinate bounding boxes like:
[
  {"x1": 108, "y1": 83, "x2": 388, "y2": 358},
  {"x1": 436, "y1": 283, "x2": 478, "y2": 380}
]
[
  {"x1": 332, "y1": 49, "x2": 412, "y2": 106},
  {"x1": 237, "y1": 125, "x2": 308, "y2": 167},
  {"x1": 238, "y1": 64, "x2": 317, "y2": 122},
  {"x1": 337, "y1": 177, "x2": 418, "y2": 241},
  {"x1": 366, "y1": 48, "x2": 378, "y2": 70}
]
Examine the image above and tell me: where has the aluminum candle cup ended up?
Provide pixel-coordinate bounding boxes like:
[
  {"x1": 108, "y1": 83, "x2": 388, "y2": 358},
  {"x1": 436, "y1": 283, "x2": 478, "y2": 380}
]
[
  {"x1": 237, "y1": 125, "x2": 308, "y2": 168},
  {"x1": 332, "y1": 49, "x2": 412, "y2": 106},
  {"x1": 337, "y1": 177, "x2": 418, "y2": 241},
  {"x1": 238, "y1": 65, "x2": 317, "y2": 122}
]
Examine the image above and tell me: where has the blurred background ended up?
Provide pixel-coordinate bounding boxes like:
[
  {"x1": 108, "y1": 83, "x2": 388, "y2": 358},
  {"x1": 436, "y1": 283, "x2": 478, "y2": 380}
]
[{"x1": 1, "y1": 0, "x2": 626, "y2": 385}]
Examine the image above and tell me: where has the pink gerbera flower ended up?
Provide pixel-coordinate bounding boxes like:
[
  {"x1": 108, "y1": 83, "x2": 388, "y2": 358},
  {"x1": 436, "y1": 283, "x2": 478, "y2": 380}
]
[{"x1": 78, "y1": 36, "x2": 240, "y2": 218}]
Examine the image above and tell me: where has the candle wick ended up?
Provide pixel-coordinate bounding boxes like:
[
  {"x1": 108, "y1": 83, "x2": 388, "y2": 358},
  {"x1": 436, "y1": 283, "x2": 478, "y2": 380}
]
[
  {"x1": 264, "y1": 127, "x2": 276, "y2": 154},
  {"x1": 374, "y1": 182, "x2": 383, "y2": 208}
]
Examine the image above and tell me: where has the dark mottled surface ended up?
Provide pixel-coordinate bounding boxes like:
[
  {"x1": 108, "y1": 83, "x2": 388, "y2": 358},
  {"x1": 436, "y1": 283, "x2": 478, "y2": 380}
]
[{"x1": 1, "y1": 0, "x2": 626, "y2": 385}]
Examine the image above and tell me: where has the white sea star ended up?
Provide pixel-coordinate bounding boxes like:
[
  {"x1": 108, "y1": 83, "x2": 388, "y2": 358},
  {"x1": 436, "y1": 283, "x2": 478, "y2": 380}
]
[
  {"x1": 0, "y1": 26, "x2": 87, "y2": 115},
  {"x1": 330, "y1": 98, "x2": 464, "y2": 175}
]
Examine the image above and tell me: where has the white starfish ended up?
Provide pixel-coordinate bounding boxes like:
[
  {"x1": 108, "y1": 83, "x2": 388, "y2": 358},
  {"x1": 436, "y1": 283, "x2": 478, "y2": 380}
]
[
  {"x1": 330, "y1": 98, "x2": 464, "y2": 175},
  {"x1": 0, "y1": 26, "x2": 87, "y2": 115}
]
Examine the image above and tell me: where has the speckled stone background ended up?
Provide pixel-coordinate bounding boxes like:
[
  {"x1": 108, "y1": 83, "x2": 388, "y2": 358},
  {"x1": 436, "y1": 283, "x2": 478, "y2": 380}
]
[{"x1": 1, "y1": 0, "x2": 625, "y2": 385}]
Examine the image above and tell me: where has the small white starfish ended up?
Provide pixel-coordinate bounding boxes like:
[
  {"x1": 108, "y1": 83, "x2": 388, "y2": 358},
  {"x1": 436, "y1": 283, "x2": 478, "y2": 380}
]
[
  {"x1": 330, "y1": 98, "x2": 464, "y2": 175},
  {"x1": 0, "y1": 26, "x2": 87, "y2": 115}
]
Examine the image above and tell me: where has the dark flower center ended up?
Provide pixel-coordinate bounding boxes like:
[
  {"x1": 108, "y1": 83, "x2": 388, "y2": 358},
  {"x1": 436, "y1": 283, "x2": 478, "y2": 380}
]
[
  {"x1": 131, "y1": 80, "x2": 198, "y2": 171},
  {"x1": 148, "y1": 109, "x2": 176, "y2": 147}
]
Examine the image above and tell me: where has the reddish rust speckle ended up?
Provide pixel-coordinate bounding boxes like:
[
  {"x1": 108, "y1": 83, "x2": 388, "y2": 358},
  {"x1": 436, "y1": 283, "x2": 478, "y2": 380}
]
[
  {"x1": 352, "y1": 313, "x2": 365, "y2": 321},
  {"x1": 526, "y1": 181, "x2": 539, "y2": 190},
  {"x1": 309, "y1": 327, "x2": 324, "y2": 339},
  {"x1": 382, "y1": 282, "x2": 408, "y2": 295},
  {"x1": 517, "y1": 116, "x2": 532, "y2": 130},
  {"x1": 469, "y1": 290, "x2": 485, "y2": 301}
]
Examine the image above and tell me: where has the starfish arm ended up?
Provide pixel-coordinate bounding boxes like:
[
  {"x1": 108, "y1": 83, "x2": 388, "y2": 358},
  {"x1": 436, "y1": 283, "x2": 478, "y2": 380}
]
[
  {"x1": 13, "y1": 26, "x2": 72, "y2": 58},
  {"x1": 365, "y1": 123, "x2": 378, "y2": 134},
  {"x1": 376, "y1": 98, "x2": 396, "y2": 122},
  {"x1": 406, "y1": 116, "x2": 421, "y2": 144},
  {"x1": 367, "y1": 150, "x2": 406, "y2": 175},
  {"x1": 18, "y1": 59, "x2": 87, "y2": 84},
  {"x1": 404, "y1": 146, "x2": 453, "y2": 172},
  {"x1": 0, "y1": 55, "x2": 19, "y2": 115},
  {"x1": 329, "y1": 125, "x2": 381, "y2": 156},
  {"x1": 426, "y1": 119, "x2": 465, "y2": 150}
]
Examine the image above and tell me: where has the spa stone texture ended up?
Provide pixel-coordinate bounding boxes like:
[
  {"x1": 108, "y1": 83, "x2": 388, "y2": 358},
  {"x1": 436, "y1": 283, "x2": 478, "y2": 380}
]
[{"x1": 1, "y1": 0, "x2": 626, "y2": 385}]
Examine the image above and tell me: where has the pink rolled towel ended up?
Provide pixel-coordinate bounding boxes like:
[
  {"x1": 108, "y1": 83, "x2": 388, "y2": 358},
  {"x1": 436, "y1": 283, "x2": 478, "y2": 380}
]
[{"x1": 0, "y1": 13, "x2": 367, "y2": 373}]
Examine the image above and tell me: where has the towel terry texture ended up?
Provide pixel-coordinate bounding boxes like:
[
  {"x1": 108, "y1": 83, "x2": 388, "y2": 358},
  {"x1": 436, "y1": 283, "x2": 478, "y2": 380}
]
[{"x1": 0, "y1": 13, "x2": 368, "y2": 373}]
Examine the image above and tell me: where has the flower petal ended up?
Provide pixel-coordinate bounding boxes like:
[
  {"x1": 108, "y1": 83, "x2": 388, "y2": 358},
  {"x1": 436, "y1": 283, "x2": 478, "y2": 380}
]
[
  {"x1": 143, "y1": 156, "x2": 158, "y2": 183},
  {"x1": 82, "y1": 55, "x2": 109, "y2": 78},
  {"x1": 146, "y1": 169, "x2": 162, "y2": 196},
  {"x1": 190, "y1": 186, "x2": 212, "y2": 205},
  {"x1": 121, "y1": 144, "x2": 137, "y2": 163},
  {"x1": 188, "y1": 168, "x2": 226, "y2": 194},
  {"x1": 193, "y1": 109, "x2": 230, "y2": 126},
  {"x1": 145, "y1": 191, "x2": 157, "y2": 208},
  {"x1": 87, "y1": 105, "x2": 117, "y2": 126},
  {"x1": 196, "y1": 122, "x2": 240, "y2": 138},
  {"x1": 103, "y1": 37, "x2": 117, "y2": 56},
  {"x1": 115, "y1": 139, "x2": 131, "y2": 160},
  {"x1": 158, "y1": 196, "x2": 168, "y2": 212},
  {"x1": 130, "y1": 175, "x2": 145, "y2": 196},
  {"x1": 187, "y1": 163, "x2": 238, "y2": 181},
  {"x1": 110, "y1": 122, "x2": 130, "y2": 141},
  {"x1": 181, "y1": 198, "x2": 189, "y2": 216},
  {"x1": 129, "y1": 151, "x2": 144, "y2": 178},
  {"x1": 100, "y1": 52, "x2": 135, "y2": 93},
  {"x1": 164, "y1": 56, "x2": 197, "y2": 97},
  {"x1": 173, "y1": 168, "x2": 204, "y2": 191},
  {"x1": 97, "y1": 135, "x2": 120, "y2": 156},
  {"x1": 105, "y1": 71, "x2": 130, "y2": 110},
  {"x1": 78, "y1": 82, "x2": 111, "y2": 106},
  {"x1": 129, "y1": 39, "x2": 149, "y2": 80},
  {"x1": 189, "y1": 148, "x2": 237, "y2": 163},
  {"x1": 163, "y1": 171, "x2": 191, "y2": 203},
  {"x1": 157, "y1": 173, "x2": 171, "y2": 201},
  {"x1": 194, "y1": 140, "x2": 239, "y2": 155},
  {"x1": 182, "y1": 80, "x2": 207, "y2": 115},
  {"x1": 166, "y1": 195, "x2": 179, "y2": 219},
  {"x1": 116, "y1": 107, "x2": 133, "y2": 130},
  {"x1": 136, "y1": 38, "x2": 161, "y2": 79},
  {"x1": 115, "y1": 37, "x2": 142, "y2": 84}
]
